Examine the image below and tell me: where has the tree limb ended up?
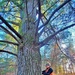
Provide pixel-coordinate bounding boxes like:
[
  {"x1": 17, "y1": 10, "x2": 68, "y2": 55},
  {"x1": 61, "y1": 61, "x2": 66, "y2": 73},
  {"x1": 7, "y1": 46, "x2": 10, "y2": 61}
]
[
  {"x1": 38, "y1": 0, "x2": 71, "y2": 30},
  {"x1": 35, "y1": 0, "x2": 41, "y2": 39},
  {"x1": 0, "y1": 25, "x2": 20, "y2": 43},
  {"x1": 39, "y1": 10, "x2": 63, "y2": 37},
  {"x1": 42, "y1": 1, "x2": 58, "y2": 16},
  {"x1": 0, "y1": 40, "x2": 19, "y2": 46},
  {"x1": 0, "y1": 50, "x2": 17, "y2": 57},
  {"x1": 56, "y1": 40, "x2": 75, "y2": 63},
  {"x1": 39, "y1": 24, "x2": 75, "y2": 47},
  {"x1": 0, "y1": 15, "x2": 22, "y2": 40}
]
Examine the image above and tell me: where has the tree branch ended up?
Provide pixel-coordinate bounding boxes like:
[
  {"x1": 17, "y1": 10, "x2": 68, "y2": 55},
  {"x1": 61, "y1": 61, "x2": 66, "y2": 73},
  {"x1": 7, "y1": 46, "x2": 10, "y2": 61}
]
[
  {"x1": 56, "y1": 40, "x2": 75, "y2": 63},
  {"x1": 0, "y1": 50, "x2": 17, "y2": 57},
  {"x1": 39, "y1": 10, "x2": 63, "y2": 37},
  {"x1": 38, "y1": 0, "x2": 71, "y2": 30},
  {"x1": 0, "y1": 25, "x2": 20, "y2": 43},
  {"x1": 42, "y1": 1, "x2": 58, "y2": 16},
  {"x1": 0, "y1": 15, "x2": 22, "y2": 39},
  {"x1": 0, "y1": 40, "x2": 19, "y2": 46},
  {"x1": 39, "y1": 24, "x2": 75, "y2": 47},
  {"x1": 35, "y1": 0, "x2": 41, "y2": 39}
]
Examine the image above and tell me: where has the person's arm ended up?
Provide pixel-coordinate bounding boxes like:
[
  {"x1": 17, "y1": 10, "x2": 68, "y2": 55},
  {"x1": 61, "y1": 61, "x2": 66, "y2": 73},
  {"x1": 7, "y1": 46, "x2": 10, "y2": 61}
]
[
  {"x1": 42, "y1": 70, "x2": 50, "y2": 75},
  {"x1": 42, "y1": 68, "x2": 53, "y2": 75},
  {"x1": 42, "y1": 70, "x2": 45, "y2": 74}
]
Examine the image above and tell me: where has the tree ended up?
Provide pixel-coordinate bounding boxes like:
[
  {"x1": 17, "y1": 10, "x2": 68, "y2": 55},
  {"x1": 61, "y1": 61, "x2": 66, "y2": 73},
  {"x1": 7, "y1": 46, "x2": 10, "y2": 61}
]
[{"x1": 0, "y1": 0, "x2": 75, "y2": 75}]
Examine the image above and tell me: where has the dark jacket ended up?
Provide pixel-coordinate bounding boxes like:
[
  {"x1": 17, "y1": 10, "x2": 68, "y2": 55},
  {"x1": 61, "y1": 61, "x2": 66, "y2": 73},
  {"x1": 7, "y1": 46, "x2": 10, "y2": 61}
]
[{"x1": 42, "y1": 68, "x2": 53, "y2": 75}]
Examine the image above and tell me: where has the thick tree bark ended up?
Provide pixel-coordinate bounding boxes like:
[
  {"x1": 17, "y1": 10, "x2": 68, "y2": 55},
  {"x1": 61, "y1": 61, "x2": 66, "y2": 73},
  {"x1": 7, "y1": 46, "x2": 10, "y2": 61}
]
[
  {"x1": 17, "y1": 45, "x2": 41, "y2": 75},
  {"x1": 17, "y1": 0, "x2": 41, "y2": 75}
]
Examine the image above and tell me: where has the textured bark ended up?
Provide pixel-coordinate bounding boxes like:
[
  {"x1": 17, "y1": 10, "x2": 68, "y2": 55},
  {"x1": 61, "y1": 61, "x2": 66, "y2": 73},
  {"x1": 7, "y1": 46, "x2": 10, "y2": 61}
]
[
  {"x1": 17, "y1": 0, "x2": 41, "y2": 75},
  {"x1": 17, "y1": 45, "x2": 41, "y2": 75}
]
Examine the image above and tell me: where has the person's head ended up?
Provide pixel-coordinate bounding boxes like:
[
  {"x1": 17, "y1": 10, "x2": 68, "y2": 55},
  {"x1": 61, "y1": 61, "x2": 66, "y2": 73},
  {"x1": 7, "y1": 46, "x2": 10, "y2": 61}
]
[{"x1": 45, "y1": 63, "x2": 51, "y2": 69}]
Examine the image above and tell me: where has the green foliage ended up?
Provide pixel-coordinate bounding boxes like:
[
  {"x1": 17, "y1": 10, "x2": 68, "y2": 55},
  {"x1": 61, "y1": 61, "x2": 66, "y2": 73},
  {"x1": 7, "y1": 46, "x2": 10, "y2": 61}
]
[
  {"x1": 19, "y1": 21, "x2": 24, "y2": 35},
  {"x1": 0, "y1": 0, "x2": 7, "y2": 7},
  {"x1": 0, "y1": 55, "x2": 17, "y2": 74}
]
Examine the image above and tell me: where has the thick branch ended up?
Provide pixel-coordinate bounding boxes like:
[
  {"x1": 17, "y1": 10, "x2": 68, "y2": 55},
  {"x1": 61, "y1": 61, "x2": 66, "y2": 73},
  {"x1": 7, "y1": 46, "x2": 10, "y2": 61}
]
[
  {"x1": 0, "y1": 15, "x2": 22, "y2": 39},
  {"x1": 0, "y1": 50, "x2": 17, "y2": 57},
  {"x1": 37, "y1": 0, "x2": 41, "y2": 24},
  {"x1": 35, "y1": 0, "x2": 41, "y2": 38},
  {"x1": 0, "y1": 25, "x2": 20, "y2": 43},
  {"x1": 0, "y1": 40, "x2": 19, "y2": 46},
  {"x1": 38, "y1": 0, "x2": 71, "y2": 30},
  {"x1": 39, "y1": 24, "x2": 75, "y2": 47},
  {"x1": 39, "y1": 10, "x2": 63, "y2": 37}
]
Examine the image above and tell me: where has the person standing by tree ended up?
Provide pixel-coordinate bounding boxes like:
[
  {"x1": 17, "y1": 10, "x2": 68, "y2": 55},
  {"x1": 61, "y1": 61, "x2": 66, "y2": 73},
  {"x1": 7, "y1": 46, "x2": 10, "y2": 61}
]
[{"x1": 42, "y1": 63, "x2": 54, "y2": 75}]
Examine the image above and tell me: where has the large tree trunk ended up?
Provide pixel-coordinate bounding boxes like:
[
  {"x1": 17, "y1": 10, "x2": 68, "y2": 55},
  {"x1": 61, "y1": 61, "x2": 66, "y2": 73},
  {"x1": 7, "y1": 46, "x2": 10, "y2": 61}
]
[
  {"x1": 17, "y1": 0, "x2": 41, "y2": 75},
  {"x1": 17, "y1": 45, "x2": 41, "y2": 75}
]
